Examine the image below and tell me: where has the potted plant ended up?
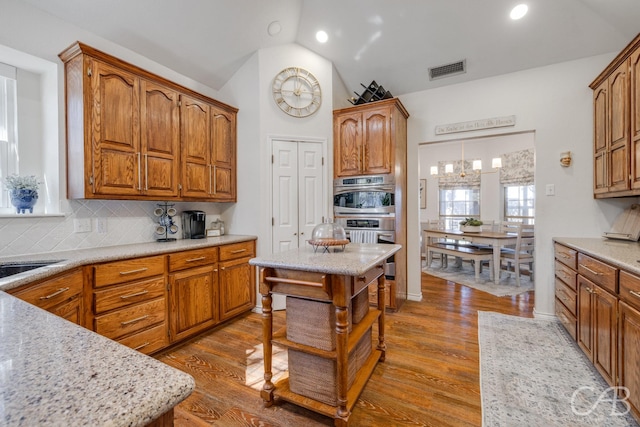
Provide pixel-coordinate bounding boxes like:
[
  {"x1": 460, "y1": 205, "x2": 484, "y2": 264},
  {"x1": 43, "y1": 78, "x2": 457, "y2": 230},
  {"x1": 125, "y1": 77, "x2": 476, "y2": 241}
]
[
  {"x1": 459, "y1": 217, "x2": 483, "y2": 233},
  {"x1": 3, "y1": 174, "x2": 40, "y2": 214}
]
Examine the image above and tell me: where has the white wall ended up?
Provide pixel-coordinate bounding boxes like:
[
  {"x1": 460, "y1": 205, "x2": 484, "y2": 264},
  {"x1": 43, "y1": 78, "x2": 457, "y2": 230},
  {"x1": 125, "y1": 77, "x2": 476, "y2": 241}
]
[
  {"x1": 419, "y1": 133, "x2": 535, "y2": 223},
  {"x1": 402, "y1": 53, "x2": 637, "y2": 316}
]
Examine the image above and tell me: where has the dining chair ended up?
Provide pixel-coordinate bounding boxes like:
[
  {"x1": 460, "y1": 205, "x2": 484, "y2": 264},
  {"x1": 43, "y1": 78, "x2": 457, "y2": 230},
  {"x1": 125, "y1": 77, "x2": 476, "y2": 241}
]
[
  {"x1": 425, "y1": 219, "x2": 448, "y2": 267},
  {"x1": 499, "y1": 223, "x2": 534, "y2": 286}
]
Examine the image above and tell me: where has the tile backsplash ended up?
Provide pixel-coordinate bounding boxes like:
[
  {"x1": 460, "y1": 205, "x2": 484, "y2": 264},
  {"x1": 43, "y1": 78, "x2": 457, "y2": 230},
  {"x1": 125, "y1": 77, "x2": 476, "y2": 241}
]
[{"x1": 0, "y1": 200, "x2": 220, "y2": 257}]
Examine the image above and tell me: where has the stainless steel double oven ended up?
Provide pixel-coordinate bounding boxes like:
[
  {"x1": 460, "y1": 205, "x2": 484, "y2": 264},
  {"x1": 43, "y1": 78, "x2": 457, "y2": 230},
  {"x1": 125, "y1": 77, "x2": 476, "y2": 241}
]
[{"x1": 333, "y1": 174, "x2": 396, "y2": 277}]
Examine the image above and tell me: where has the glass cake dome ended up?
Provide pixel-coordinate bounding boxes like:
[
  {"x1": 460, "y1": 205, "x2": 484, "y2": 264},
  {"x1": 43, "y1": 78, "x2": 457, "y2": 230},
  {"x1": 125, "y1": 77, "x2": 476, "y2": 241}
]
[{"x1": 311, "y1": 218, "x2": 346, "y2": 241}]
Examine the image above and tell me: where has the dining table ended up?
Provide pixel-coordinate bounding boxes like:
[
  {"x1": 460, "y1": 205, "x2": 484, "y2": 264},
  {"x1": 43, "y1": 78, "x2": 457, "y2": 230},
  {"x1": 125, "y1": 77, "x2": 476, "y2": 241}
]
[{"x1": 422, "y1": 227, "x2": 519, "y2": 284}]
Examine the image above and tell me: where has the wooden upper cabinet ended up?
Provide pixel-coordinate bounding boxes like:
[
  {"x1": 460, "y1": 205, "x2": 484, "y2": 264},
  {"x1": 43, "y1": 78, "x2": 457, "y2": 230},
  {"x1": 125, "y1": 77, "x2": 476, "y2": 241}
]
[
  {"x1": 59, "y1": 41, "x2": 237, "y2": 201},
  {"x1": 90, "y1": 59, "x2": 141, "y2": 196},
  {"x1": 140, "y1": 79, "x2": 180, "y2": 198},
  {"x1": 333, "y1": 99, "x2": 408, "y2": 178},
  {"x1": 180, "y1": 95, "x2": 211, "y2": 199},
  {"x1": 362, "y1": 106, "x2": 393, "y2": 175},
  {"x1": 631, "y1": 48, "x2": 640, "y2": 190},
  {"x1": 211, "y1": 106, "x2": 236, "y2": 201},
  {"x1": 334, "y1": 112, "x2": 363, "y2": 177},
  {"x1": 590, "y1": 34, "x2": 640, "y2": 198}
]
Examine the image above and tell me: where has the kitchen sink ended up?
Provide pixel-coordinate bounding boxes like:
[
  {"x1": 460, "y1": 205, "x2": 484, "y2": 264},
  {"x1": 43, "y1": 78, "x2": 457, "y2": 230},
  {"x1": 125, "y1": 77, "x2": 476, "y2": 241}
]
[{"x1": 0, "y1": 261, "x2": 63, "y2": 279}]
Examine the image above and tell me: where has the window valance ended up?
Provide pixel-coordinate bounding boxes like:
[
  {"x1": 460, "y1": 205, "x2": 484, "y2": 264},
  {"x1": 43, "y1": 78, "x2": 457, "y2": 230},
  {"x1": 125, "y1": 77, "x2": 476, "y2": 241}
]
[
  {"x1": 499, "y1": 148, "x2": 534, "y2": 185},
  {"x1": 437, "y1": 160, "x2": 481, "y2": 189}
]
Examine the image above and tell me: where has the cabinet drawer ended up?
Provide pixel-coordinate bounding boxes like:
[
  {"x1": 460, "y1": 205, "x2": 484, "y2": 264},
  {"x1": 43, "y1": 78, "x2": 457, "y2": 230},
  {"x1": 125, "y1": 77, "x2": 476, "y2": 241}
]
[
  {"x1": 555, "y1": 278, "x2": 577, "y2": 315},
  {"x1": 11, "y1": 269, "x2": 83, "y2": 311},
  {"x1": 93, "y1": 277, "x2": 165, "y2": 314},
  {"x1": 620, "y1": 271, "x2": 640, "y2": 311},
  {"x1": 554, "y1": 243, "x2": 577, "y2": 269},
  {"x1": 117, "y1": 322, "x2": 168, "y2": 355},
  {"x1": 577, "y1": 253, "x2": 617, "y2": 293},
  {"x1": 94, "y1": 255, "x2": 165, "y2": 287},
  {"x1": 555, "y1": 260, "x2": 577, "y2": 290},
  {"x1": 168, "y1": 247, "x2": 218, "y2": 272},
  {"x1": 94, "y1": 298, "x2": 166, "y2": 340},
  {"x1": 555, "y1": 298, "x2": 576, "y2": 341},
  {"x1": 220, "y1": 240, "x2": 255, "y2": 261}
]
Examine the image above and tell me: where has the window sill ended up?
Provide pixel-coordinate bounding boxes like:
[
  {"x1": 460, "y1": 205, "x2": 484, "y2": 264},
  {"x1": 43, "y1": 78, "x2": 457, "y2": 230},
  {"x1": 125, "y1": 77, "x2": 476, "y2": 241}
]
[{"x1": 0, "y1": 213, "x2": 66, "y2": 218}]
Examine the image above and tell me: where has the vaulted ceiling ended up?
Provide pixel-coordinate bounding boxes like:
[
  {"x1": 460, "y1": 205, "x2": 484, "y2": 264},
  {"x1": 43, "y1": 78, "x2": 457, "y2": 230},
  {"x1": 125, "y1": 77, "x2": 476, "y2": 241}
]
[{"x1": 21, "y1": 0, "x2": 640, "y2": 96}]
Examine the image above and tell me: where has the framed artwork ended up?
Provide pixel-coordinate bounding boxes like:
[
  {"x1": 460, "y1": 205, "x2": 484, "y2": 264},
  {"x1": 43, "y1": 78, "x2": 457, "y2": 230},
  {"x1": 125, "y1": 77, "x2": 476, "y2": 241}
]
[{"x1": 420, "y1": 179, "x2": 427, "y2": 209}]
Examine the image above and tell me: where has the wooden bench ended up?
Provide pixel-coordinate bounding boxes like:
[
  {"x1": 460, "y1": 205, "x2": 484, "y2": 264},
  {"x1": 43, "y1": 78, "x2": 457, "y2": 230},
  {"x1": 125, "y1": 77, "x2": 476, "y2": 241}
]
[{"x1": 426, "y1": 243, "x2": 494, "y2": 282}]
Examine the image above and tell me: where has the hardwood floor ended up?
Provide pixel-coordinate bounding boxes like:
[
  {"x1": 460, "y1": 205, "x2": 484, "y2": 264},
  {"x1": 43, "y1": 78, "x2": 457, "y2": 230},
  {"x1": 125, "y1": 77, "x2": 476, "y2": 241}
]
[{"x1": 155, "y1": 272, "x2": 534, "y2": 426}]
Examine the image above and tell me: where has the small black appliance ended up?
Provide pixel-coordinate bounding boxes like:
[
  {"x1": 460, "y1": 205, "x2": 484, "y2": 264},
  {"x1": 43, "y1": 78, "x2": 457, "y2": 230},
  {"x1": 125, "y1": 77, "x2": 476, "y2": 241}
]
[{"x1": 182, "y1": 210, "x2": 206, "y2": 239}]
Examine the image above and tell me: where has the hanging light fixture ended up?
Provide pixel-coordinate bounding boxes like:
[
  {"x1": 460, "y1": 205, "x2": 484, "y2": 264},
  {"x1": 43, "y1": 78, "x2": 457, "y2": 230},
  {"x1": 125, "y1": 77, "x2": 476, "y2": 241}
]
[{"x1": 430, "y1": 141, "x2": 502, "y2": 178}]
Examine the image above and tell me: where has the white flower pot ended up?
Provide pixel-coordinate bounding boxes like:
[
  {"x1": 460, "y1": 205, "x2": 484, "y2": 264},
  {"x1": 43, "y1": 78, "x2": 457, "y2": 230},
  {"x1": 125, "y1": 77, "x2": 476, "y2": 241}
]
[{"x1": 461, "y1": 225, "x2": 481, "y2": 233}]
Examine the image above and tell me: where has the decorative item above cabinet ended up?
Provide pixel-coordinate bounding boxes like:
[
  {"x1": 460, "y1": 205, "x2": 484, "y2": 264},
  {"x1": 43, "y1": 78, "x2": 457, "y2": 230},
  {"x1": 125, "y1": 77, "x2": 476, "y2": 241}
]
[
  {"x1": 58, "y1": 42, "x2": 238, "y2": 202},
  {"x1": 589, "y1": 33, "x2": 640, "y2": 198}
]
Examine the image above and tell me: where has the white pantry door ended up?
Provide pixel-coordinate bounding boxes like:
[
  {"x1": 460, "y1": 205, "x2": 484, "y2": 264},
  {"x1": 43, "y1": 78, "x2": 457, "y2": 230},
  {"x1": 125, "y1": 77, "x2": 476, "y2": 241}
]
[{"x1": 272, "y1": 140, "x2": 324, "y2": 253}]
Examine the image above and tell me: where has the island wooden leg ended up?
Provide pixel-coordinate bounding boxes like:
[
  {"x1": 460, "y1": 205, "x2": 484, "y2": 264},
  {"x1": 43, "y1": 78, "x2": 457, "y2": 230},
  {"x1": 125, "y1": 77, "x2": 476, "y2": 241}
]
[
  {"x1": 334, "y1": 303, "x2": 350, "y2": 425},
  {"x1": 261, "y1": 290, "x2": 274, "y2": 406},
  {"x1": 377, "y1": 273, "x2": 386, "y2": 362}
]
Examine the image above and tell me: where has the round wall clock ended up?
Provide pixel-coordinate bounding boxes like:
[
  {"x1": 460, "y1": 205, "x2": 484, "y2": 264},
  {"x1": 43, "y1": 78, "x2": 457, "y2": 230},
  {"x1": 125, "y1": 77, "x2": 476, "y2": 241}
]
[{"x1": 272, "y1": 67, "x2": 322, "y2": 117}]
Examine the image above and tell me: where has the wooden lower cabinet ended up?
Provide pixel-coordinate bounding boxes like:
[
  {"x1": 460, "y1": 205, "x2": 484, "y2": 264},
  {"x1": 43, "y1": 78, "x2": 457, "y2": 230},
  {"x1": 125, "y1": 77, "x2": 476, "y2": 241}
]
[
  {"x1": 8, "y1": 239, "x2": 256, "y2": 356},
  {"x1": 219, "y1": 240, "x2": 256, "y2": 321},
  {"x1": 619, "y1": 301, "x2": 640, "y2": 419},
  {"x1": 219, "y1": 256, "x2": 254, "y2": 320},
  {"x1": 169, "y1": 264, "x2": 218, "y2": 342},
  {"x1": 577, "y1": 276, "x2": 617, "y2": 386},
  {"x1": 9, "y1": 268, "x2": 85, "y2": 327},
  {"x1": 93, "y1": 258, "x2": 169, "y2": 355}
]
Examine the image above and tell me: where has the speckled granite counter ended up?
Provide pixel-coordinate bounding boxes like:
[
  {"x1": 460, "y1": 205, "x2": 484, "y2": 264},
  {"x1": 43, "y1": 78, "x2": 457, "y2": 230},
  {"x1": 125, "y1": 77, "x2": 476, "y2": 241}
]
[
  {"x1": 554, "y1": 237, "x2": 640, "y2": 275},
  {"x1": 248, "y1": 243, "x2": 401, "y2": 275},
  {"x1": 0, "y1": 292, "x2": 194, "y2": 426},
  {"x1": 0, "y1": 234, "x2": 256, "y2": 291}
]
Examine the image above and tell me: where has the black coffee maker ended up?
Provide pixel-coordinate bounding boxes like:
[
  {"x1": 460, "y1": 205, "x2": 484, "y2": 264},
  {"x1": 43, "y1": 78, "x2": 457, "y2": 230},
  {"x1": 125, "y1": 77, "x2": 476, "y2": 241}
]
[{"x1": 182, "y1": 210, "x2": 206, "y2": 239}]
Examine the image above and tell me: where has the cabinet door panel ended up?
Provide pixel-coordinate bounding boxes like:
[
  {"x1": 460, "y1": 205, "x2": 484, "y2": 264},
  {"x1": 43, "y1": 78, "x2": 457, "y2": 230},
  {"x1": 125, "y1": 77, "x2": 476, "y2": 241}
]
[
  {"x1": 91, "y1": 60, "x2": 140, "y2": 195},
  {"x1": 619, "y1": 301, "x2": 640, "y2": 419},
  {"x1": 593, "y1": 287, "x2": 617, "y2": 386},
  {"x1": 593, "y1": 83, "x2": 608, "y2": 154},
  {"x1": 577, "y1": 276, "x2": 594, "y2": 357},
  {"x1": 141, "y1": 80, "x2": 180, "y2": 197},
  {"x1": 334, "y1": 112, "x2": 362, "y2": 177},
  {"x1": 181, "y1": 96, "x2": 211, "y2": 198},
  {"x1": 610, "y1": 64, "x2": 629, "y2": 148},
  {"x1": 170, "y1": 265, "x2": 218, "y2": 341},
  {"x1": 219, "y1": 257, "x2": 255, "y2": 321},
  {"x1": 631, "y1": 49, "x2": 640, "y2": 189},
  {"x1": 362, "y1": 107, "x2": 392, "y2": 175}
]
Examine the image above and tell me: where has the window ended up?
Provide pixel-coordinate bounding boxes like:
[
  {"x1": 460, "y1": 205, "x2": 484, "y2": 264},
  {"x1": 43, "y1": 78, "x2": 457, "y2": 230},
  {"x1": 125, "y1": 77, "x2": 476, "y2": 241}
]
[
  {"x1": 0, "y1": 65, "x2": 18, "y2": 209},
  {"x1": 504, "y1": 184, "x2": 535, "y2": 224},
  {"x1": 439, "y1": 187, "x2": 480, "y2": 229}
]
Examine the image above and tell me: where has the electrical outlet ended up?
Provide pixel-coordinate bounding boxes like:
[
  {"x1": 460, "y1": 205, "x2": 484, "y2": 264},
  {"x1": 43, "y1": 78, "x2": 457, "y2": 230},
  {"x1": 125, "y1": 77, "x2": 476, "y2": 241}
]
[
  {"x1": 73, "y1": 218, "x2": 91, "y2": 233},
  {"x1": 545, "y1": 184, "x2": 555, "y2": 196},
  {"x1": 96, "y1": 218, "x2": 107, "y2": 234}
]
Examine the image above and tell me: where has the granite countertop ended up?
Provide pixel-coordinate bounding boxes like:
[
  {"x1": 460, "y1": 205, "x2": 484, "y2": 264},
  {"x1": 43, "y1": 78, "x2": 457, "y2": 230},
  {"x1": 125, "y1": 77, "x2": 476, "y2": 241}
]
[
  {"x1": 0, "y1": 234, "x2": 257, "y2": 291},
  {"x1": 0, "y1": 235, "x2": 256, "y2": 425},
  {"x1": 249, "y1": 243, "x2": 401, "y2": 275},
  {"x1": 554, "y1": 237, "x2": 640, "y2": 275},
  {"x1": 0, "y1": 292, "x2": 194, "y2": 426}
]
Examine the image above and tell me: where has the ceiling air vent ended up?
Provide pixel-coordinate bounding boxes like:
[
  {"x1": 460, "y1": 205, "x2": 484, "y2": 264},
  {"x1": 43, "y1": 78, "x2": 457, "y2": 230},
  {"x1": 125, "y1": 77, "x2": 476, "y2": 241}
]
[{"x1": 428, "y1": 60, "x2": 466, "y2": 80}]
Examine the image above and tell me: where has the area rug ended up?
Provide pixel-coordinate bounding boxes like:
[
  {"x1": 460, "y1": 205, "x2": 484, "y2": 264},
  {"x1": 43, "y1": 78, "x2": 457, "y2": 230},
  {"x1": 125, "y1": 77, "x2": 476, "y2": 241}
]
[
  {"x1": 478, "y1": 311, "x2": 638, "y2": 427},
  {"x1": 422, "y1": 259, "x2": 534, "y2": 297}
]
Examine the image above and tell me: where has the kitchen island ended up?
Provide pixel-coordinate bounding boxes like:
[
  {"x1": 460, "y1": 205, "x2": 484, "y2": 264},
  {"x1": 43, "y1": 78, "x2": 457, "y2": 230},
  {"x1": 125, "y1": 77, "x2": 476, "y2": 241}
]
[
  {"x1": 0, "y1": 291, "x2": 194, "y2": 426},
  {"x1": 250, "y1": 243, "x2": 401, "y2": 427}
]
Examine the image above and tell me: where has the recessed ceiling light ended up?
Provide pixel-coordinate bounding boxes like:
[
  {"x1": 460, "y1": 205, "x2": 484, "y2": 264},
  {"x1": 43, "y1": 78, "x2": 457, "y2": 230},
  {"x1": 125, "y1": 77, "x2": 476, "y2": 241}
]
[
  {"x1": 267, "y1": 21, "x2": 282, "y2": 36},
  {"x1": 316, "y1": 30, "x2": 328, "y2": 43},
  {"x1": 510, "y1": 4, "x2": 528, "y2": 20}
]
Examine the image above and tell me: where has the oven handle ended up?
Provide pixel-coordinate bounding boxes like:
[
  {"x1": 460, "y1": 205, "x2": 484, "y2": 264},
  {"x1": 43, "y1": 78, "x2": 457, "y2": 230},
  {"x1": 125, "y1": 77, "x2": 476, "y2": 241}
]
[
  {"x1": 345, "y1": 230, "x2": 395, "y2": 239},
  {"x1": 334, "y1": 208, "x2": 395, "y2": 216},
  {"x1": 333, "y1": 185, "x2": 394, "y2": 195}
]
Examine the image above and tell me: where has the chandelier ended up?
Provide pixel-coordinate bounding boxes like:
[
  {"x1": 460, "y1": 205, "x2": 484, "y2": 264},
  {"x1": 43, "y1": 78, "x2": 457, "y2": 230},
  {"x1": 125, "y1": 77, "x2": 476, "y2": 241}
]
[{"x1": 430, "y1": 141, "x2": 502, "y2": 178}]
